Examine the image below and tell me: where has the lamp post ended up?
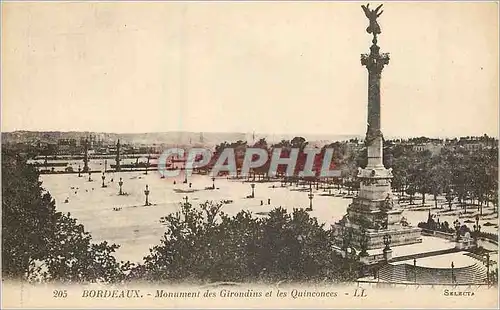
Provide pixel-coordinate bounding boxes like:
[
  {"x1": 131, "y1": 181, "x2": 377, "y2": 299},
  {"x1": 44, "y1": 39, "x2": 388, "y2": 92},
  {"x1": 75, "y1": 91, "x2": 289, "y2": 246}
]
[
  {"x1": 382, "y1": 234, "x2": 392, "y2": 261},
  {"x1": 104, "y1": 159, "x2": 107, "y2": 173},
  {"x1": 451, "y1": 261, "x2": 455, "y2": 284},
  {"x1": 118, "y1": 177, "x2": 123, "y2": 195},
  {"x1": 454, "y1": 219, "x2": 461, "y2": 242},
  {"x1": 413, "y1": 258, "x2": 417, "y2": 284},
  {"x1": 383, "y1": 234, "x2": 392, "y2": 250},
  {"x1": 212, "y1": 177, "x2": 215, "y2": 189},
  {"x1": 101, "y1": 172, "x2": 106, "y2": 188},
  {"x1": 144, "y1": 185, "x2": 150, "y2": 206},
  {"x1": 374, "y1": 262, "x2": 381, "y2": 281},
  {"x1": 307, "y1": 189, "x2": 314, "y2": 211},
  {"x1": 473, "y1": 214, "x2": 481, "y2": 244},
  {"x1": 78, "y1": 165, "x2": 81, "y2": 177},
  {"x1": 250, "y1": 183, "x2": 255, "y2": 198},
  {"x1": 383, "y1": 233, "x2": 391, "y2": 251},
  {"x1": 486, "y1": 253, "x2": 490, "y2": 285}
]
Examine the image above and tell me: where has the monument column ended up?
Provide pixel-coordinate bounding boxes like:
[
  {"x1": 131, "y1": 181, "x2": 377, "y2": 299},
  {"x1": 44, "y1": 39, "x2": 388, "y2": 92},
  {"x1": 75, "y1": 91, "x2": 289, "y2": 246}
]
[
  {"x1": 362, "y1": 40, "x2": 389, "y2": 169},
  {"x1": 115, "y1": 139, "x2": 121, "y2": 172},
  {"x1": 83, "y1": 137, "x2": 89, "y2": 172},
  {"x1": 334, "y1": 4, "x2": 422, "y2": 251}
]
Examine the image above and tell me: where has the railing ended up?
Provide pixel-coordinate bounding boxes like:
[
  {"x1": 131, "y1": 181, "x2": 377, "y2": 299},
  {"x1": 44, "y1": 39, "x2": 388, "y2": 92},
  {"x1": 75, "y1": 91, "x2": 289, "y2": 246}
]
[
  {"x1": 357, "y1": 279, "x2": 492, "y2": 286},
  {"x1": 377, "y1": 262, "x2": 487, "y2": 285},
  {"x1": 421, "y1": 228, "x2": 455, "y2": 241},
  {"x1": 360, "y1": 253, "x2": 386, "y2": 264}
]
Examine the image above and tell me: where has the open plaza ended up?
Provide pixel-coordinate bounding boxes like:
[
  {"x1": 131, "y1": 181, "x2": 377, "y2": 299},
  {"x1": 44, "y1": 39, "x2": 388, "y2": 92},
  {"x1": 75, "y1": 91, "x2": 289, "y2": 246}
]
[{"x1": 40, "y1": 168, "x2": 498, "y2": 282}]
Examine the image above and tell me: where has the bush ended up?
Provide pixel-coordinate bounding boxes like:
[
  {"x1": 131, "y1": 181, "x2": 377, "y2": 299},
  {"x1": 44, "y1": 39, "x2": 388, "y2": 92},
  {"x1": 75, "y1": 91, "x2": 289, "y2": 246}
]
[{"x1": 134, "y1": 201, "x2": 359, "y2": 283}]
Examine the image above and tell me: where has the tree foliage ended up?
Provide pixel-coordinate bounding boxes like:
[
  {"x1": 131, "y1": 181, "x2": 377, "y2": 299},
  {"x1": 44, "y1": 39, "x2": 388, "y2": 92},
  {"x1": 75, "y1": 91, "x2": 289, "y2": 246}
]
[
  {"x1": 387, "y1": 143, "x2": 497, "y2": 209},
  {"x1": 134, "y1": 201, "x2": 359, "y2": 283},
  {"x1": 2, "y1": 153, "x2": 131, "y2": 283}
]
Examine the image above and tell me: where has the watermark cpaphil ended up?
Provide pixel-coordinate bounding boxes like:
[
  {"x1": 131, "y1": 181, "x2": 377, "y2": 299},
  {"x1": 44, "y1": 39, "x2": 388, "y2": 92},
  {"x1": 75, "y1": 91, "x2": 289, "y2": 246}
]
[{"x1": 157, "y1": 147, "x2": 341, "y2": 178}]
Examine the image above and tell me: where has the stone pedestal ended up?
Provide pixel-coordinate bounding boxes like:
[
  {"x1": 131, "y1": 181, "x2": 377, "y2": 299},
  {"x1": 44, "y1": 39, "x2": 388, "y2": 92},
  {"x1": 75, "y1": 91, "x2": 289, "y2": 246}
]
[
  {"x1": 383, "y1": 248, "x2": 393, "y2": 261},
  {"x1": 335, "y1": 220, "x2": 422, "y2": 250},
  {"x1": 334, "y1": 163, "x2": 422, "y2": 250}
]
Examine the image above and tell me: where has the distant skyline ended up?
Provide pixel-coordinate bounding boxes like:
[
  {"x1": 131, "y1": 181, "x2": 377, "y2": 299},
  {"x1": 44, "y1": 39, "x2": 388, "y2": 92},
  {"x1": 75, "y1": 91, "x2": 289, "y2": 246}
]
[
  {"x1": 1, "y1": 129, "x2": 494, "y2": 140},
  {"x1": 2, "y1": 2, "x2": 498, "y2": 137}
]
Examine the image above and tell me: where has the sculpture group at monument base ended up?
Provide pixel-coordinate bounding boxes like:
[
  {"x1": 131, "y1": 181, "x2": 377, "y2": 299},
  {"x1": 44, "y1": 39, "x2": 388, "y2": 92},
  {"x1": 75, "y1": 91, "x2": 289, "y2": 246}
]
[{"x1": 334, "y1": 223, "x2": 423, "y2": 251}]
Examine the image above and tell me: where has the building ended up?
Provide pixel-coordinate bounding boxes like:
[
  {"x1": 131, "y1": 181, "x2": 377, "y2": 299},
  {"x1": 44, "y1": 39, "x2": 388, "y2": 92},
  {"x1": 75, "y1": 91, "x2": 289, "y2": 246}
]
[{"x1": 412, "y1": 142, "x2": 444, "y2": 155}]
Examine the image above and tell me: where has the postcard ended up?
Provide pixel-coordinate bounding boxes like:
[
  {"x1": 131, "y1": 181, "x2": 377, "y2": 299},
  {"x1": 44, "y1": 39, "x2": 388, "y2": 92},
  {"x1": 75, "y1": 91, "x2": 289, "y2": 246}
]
[{"x1": 1, "y1": 1, "x2": 498, "y2": 309}]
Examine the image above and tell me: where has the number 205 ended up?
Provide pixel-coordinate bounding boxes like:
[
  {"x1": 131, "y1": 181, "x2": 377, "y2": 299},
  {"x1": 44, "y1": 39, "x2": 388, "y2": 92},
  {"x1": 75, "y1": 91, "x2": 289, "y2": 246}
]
[{"x1": 53, "y1": 290, "x2": 67, "y2": 298}]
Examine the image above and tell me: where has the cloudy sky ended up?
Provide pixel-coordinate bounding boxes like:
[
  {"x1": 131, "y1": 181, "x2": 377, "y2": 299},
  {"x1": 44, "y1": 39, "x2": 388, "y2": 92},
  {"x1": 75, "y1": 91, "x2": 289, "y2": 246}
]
[{"x1": 2, "y1": 2, "x2": 498, "y2": 137}]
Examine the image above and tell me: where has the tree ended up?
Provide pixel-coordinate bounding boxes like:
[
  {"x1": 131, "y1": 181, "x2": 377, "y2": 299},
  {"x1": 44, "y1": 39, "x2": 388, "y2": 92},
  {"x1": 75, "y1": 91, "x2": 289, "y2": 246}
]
[
  {"x1": 137, "y1": 201, "x2": 359, "y2": 283},
  {"x1": 391, "y1": 156, "x2": 410, "y2": 199},
  {"x1": 428, "y1": 159, "x2": 450, "y2": 209},
  {"x1": 290, "y1": 137, "x2": 308, "y2": 150},
  {"x1": 272, "y1": 139, "x2": 291, "y2": 149},
  {"x1": 445, "y1": 189, "x2": 454, "y2": 211},
  {"x1": 2, "y1": 152, "x2": 130, "y2": 283},
  {"x1": 253, "y1": 138, "x2": 268, "y2": 149},
  {"x1": 492, "y1": 193, "x2": 498, "y2": 214},
  {"x1": 251, "y1": 138, "x2": 271, "y2": 179}
]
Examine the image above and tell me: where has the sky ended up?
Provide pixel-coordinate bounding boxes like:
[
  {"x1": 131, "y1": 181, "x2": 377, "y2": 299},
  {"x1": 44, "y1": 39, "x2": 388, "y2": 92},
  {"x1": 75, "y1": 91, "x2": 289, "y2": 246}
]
[{"x1": 1, "y1": 2, "x2": 498, "y2": 138}]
